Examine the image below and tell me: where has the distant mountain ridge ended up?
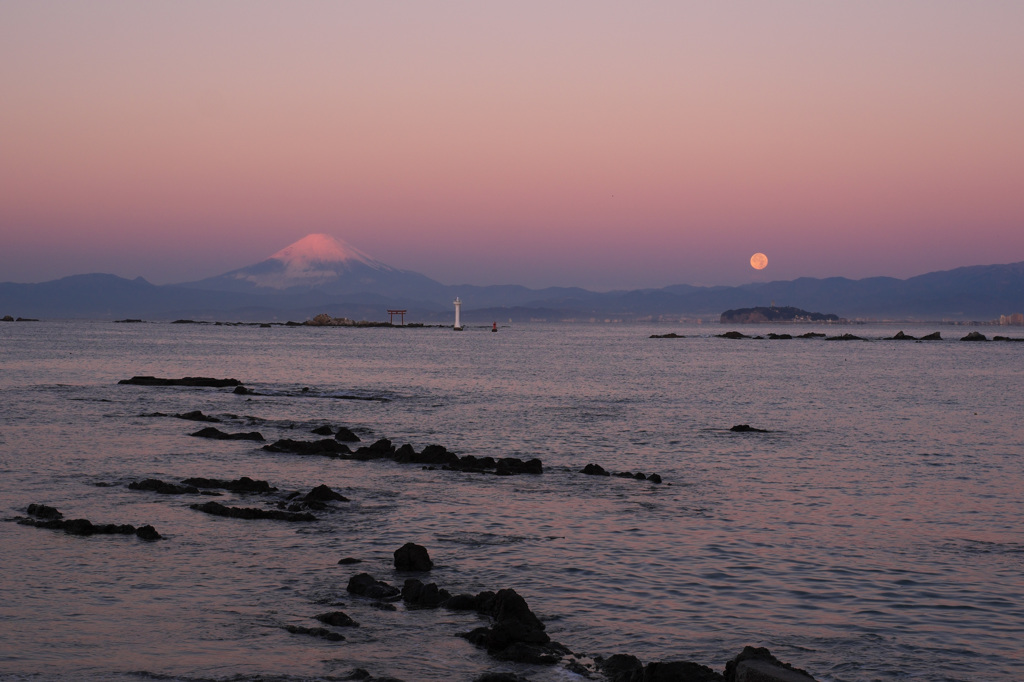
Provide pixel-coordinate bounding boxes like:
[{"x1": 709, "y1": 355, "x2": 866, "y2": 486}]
[{"x1": 1, "y1": 234, "x2": 1022, "y2": 321}]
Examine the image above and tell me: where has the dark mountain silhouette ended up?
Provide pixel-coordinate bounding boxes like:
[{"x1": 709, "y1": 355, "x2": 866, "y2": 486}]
[{"x1": 2, "y1": 235, "x2": 1022, "y2": 321}]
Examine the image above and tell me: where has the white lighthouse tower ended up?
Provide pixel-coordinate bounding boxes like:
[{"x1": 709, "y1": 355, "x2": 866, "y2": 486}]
[{"x1": 453, "y1": 297, "x2": 463, "y2": 331}]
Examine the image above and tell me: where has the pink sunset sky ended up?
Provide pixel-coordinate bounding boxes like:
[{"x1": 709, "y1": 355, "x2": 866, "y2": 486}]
[{"x1": 2, "y1": 1, "x2": 1023, "y2": 290}]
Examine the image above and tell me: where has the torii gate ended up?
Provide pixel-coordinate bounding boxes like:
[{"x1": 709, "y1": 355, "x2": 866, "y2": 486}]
[{"x1": 387, "y1": 309, "x2": 407, "y2": 325}]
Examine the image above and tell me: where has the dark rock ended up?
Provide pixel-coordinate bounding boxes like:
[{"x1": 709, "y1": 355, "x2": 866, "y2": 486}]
[
  {"x1": 176, "y1": 410, "x2": 221, "y2": 422},
  {"x1": 491, "y1": 641, "x2": 563, "y2": 665},
  {"x1": 797, "y1": 332, "x2": 825, "y2": 338},
  {"x1": 129, "y1": 478, "x2": 199, "y2": 495},
  {"x1": 401, "y1": 578, "x2": 451, "y2": 607},
  {"x1": 135, "y1": 525, "x2": 162, "y2": 541},
  {"x1": 26, "y1": 503, "x2": 63, "y2": 519},
  {"x1": 581, "y1": 463, "x2": 610, "y2": 476},
  {"x1": 730, "y1": 424, "x2": 768, "y2": 433},
  {"x1": 262, "y1": 438, "x2": 351, "y2": 456},
  {"x1": 16, "y1": 513, "x2": 160, "y2": 540},
  {"x1": 649, "y1": 333, "x2": 684, "y2": 338},
  {"x1": 766, "y1": 333, "x2": 793, "y2": 340},
  {"x1": 825, "y1": 333, "x2": 864, "y2": 341},
  {"x1": 190, "y1": 501, "x2": 315, "y2": 522},
  {"x1": 420, "y1": 444, "x2": 458, "y2": 465},
  {"x1": 351, "y1": 438, "x2": 395, "y2": 460},
  {"x1": 597, "y1": 654, "x2": 643, "y2": 682},
  {"x1": 961, "y1": 331, "x2": 988, "y2": 341},
  {"x1": 495, "y1": 457, "x2": 543, "y2": 475},
  {"x1": 190, "y1": 427, "x2": 264, "y2": 441},
  {"x1": 633, "y1": 472, "x2": 647, "y2": 480},
  {"x1": 284, "y1": 625, "x2": 344, "y2": 642},
  {"x1": 1, "y1": 315, "x2": 13, "y2": 322},
  {"x1": 921, "y1": 332, "x2": 942, "y2": 340},
  {"x1": 452, "y1": 454, "x2": 497, "y2": 471},
  {"x1": 888, "y1": 330, "x2": 916, "y2": 340},
  {"x1": 394, "y1": 542, "x2": 433, "y2": 571},
  {"x1": 717, "y1": 331, "x2": 749, "y2": 339},
  {"x1": 63, "y1": 518, "x2": 99, "y2": 535},
  {"x1": 614, "y1": 471, "x2": 635, "y2": 478},
  {"x1": 461, "y1": 588, "x2": 556, "y2": 661},
  {"x1": 638, "y1": 660, "x2": 724, "y2": 681},
  {"x1": 314, "y1": 611, "x2": 359, "y2": 627},
  {"x1": 311, "y1": 425, "x2": 335, "y2": 435},
  {"x1": 443, "y1": 593, "x2": 480, "y2": 610},
  {"x1": 118, "y1": 376, "x2": 241, "y2": 387},
  {"x1": 346, "y1": 573, "x2": 401, "y2": 600},
  {"x1": 337, "y1": 557, "x2": 362, "y2": 565},
  {"x1": 304, "y1": 484, "x2": 349, "y2": 503},
  {"x1": 724, "y1": 646, "x2": 817, "y2": 682},
  {"x1": 182, "y1": 476, "x2": 276, "y2": 493},
  {"x1": 648, "y1": 473, "x2": 663, "y2": 484},
  {"x1": 233, "y1": 385, "x2": 252, "y2": 395},
  {"x1": 335, "y1": 427, "x2": 361, "y2": 442}
]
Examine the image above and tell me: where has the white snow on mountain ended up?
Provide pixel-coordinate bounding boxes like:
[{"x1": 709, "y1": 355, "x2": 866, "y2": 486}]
[{"x1": 232, "y1": 234, "x2": 395, "y2": 289}]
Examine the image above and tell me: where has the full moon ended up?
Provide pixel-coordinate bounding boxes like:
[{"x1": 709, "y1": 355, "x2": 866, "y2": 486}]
[{"x1": 750, "y1": 252, "x2": 768, "y2": 270}]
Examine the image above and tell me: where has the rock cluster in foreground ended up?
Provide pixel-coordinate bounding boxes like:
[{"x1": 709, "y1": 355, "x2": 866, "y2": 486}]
[{"x1": 9, "y1": 504, "x2": 161, "y2": 540}]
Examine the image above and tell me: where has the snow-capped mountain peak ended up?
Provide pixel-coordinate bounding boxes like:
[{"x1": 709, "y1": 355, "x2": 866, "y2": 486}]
[
  {"x1": 270, "y1": 233, "x2": 380, "y2": 269},
  {"x1": 223, "y1": 234, "x2": 395, "y2": 290}
]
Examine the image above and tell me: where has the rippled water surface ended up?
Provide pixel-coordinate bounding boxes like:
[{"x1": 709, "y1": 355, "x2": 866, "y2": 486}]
[{"x1": 1, "y1": 320, "x2": 1022, "y2": 681}]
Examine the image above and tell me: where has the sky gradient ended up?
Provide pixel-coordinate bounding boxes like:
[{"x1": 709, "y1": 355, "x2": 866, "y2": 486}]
[{"x1": 2, "y1": 1, "x2": 1023, "y2": 290}]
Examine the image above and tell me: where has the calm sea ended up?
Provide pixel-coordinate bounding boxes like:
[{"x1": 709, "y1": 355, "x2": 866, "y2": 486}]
[{"x1": 1, "y1": 320, "x2": 1022, "y2": 681}]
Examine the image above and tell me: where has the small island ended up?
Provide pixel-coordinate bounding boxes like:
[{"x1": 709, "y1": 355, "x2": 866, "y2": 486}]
[{"x1": 720, "y1": 306, "x2": 839, "y2": 323}]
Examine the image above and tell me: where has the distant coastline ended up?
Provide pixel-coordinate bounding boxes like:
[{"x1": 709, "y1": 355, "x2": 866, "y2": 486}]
[{"x1": 720, "y1": 306, "x2": 840, "y2": 324}]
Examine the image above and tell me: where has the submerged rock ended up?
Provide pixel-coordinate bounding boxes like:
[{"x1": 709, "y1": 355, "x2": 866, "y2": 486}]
[
  {"x1": 314, "y1": 611, "x2": 359, "y2": 627},
  {"x1": 26, "y1": 503, "x2": 63, "y2": 520},
  {"x1": 581, "y1": 463, "x2": 610, "y2": 476},
  {"x1": 284, "y1": 624, "x2": 344, "y2": 641},
  {"x1": 638, "y1": 660, "x2": 723, "y2": 681},
  {"x1": 175, "y1": 410, "x2": 221, "y2": 422},
  {"x1": 394, "y1": 542, "x2": 433, "y2": 571},
  {"x1": 304, "y1": 484, "x2": 349, "y2": 503},
  {"x1": 119, "y1": 376, "x2": 241, "y2": 387},
  {"x1": 128, "y1": 478, "x2": 199, "y2": 495},
  {"x1": 649, "y1": 333, "x2": 684, "y2": 338},
  {"x1": 597, "y1": 654, "x2": 643, "y2": 682},
  {"x1": 190, "y1": 427, "x2": 265, "y2": 441},
  {"x1": 263, "y1": 438, "x2": 351, "y2": 456},
  {"x1": 182, "y1": 476, "x2": 276, "y2": 493},
  {"x1": 335, "y1": 427, "x2": 361, "y2": 442},
  {"x1": 717, "y1": 331, "x2": 749, "y2": 339},
  {"x1": 190, "y1": 501, "x2": 315, "y2": 522},
  {"x1": 825, "y1": 333, "x2": 864, "y2": 341},
  {"x1": 730, "y1": 424, "x2": 768, "y2": 433},
  {"x1": 402, "y1": 578, "x2": 451, "y2": 607},
  {"x1": 724, "y1": 646, "x2": 817, "y2": 682},
  {"x1": 15, "y1": 506, "x2": 161, "y2": 540},
  {"x1": 347, "y1": 573, "x2": 401, "y2": 600},
  {"x1": 495, "y1": 457, "x2": 543, "y2": 475}
]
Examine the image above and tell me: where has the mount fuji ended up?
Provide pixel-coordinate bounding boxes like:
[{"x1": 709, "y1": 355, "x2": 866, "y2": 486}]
[{"x1": 181, "y1": 234, "x2": 448, "y2": 301}]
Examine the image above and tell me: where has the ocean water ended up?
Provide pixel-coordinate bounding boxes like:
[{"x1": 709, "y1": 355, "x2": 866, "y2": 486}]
[{"x1": 1, "y1": 320, "x2": 1022, "y2": 682}]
